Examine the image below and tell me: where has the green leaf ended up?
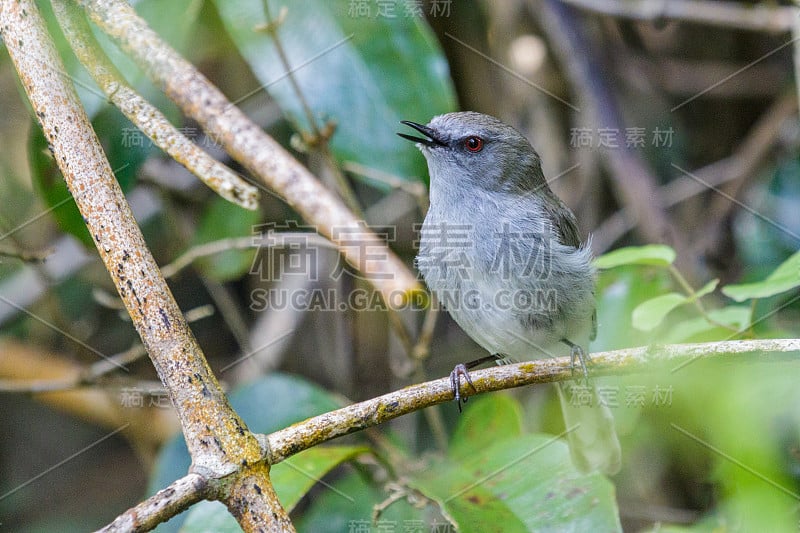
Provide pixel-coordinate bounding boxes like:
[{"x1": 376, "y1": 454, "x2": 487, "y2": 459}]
[
  {"x1": 212, "y1": 0, "x2": 456, "y2": 183},
  {"x1": 594, "y1": 266, "x2": 673, "y2": 350},
  {"x1": 722, "y1": 277, "x2": 800, "y2": 302},
  {"x1": 408, "y1": 433, "x2": 621, "y2": 532},
  {"x1": 722, "y1": 250, "x2": 800, "y2": 302},
  {"x1": 663, "y1": 306, "x2": 752, "y2": 343},
  {"x1": 191, "y1": 196, "x2": 262, "y2": 281},
  {"x1": 767, "y1": 249, "x2": 800, "y2": 279},
  {"x1": 631, "y1": 293, "x2": 688, "y2": 331},
  {"x1": 28, "y1": 129, "x2": 93, "y2": 247},
  {"x1": 229, "y1": 373, "x2": 344, "y2": 433},
  {"x1": 153, "y1": 373, "x2": 342, "y2": 466},
  {"x1": 707, "y1": 305, "x2": 752, "y2": 329},
  {"x1": 179, "y1": 501, "x2": 239, "y2": 533},
  {"x1": 594, "y1": 245, "x2": 676, "y2": 269},
  {"x1": 449, "y1": 395, "x2": 523, "y2": 460},
  {"x1": 692, "y1": 278, "x2": 719, "y2": 300},
  {"x1": 272, "y1": 445, "x2": 370, "y2": 512},
  {"x1": 295, "y1": 470, "x2": 426, "y2": 533}
]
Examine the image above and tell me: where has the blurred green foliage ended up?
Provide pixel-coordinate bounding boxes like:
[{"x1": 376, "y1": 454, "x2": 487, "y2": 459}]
[{"x1": 2, "y1": 0, "x2": 799, "y2": 532}]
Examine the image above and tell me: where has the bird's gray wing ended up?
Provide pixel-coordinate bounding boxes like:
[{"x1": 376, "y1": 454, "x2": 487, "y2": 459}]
[
  {"x1": 541, "y1": 195, "x2": 581, "y2": 248},
  {"x1": 540, "y1": 193, "x2": 597, "y2": 341}
]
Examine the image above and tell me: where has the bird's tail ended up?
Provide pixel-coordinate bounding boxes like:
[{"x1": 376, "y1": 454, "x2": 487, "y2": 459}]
[{"x1": 556, "y1": 381, "x2": 621, "y2": 475}]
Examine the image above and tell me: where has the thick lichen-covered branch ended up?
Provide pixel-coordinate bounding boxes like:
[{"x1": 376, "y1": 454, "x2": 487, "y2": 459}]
[
  {"x1": 264, "y1": 338, "x2": 800, "y2": 464},
  {"x1": 97, "y1": 473, "x2": 208, "y2": 533},
  {"x1": 0, "y1": 2, "x2": 291, "y2": 531}
]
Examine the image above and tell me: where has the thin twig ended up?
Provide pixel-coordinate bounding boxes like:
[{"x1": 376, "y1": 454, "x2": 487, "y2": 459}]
[
  {"x1": 96, "y1": 473, "x2": 208, "y2": 533},
  {"x1": 78, "y1": 0, "x2": 418, "y2": 362},
  {"x1": 343, "y1": 160, "x2": 430, "y2": 215},
  {"x1": 160, "y1": 233, "x2": 337, "y2": 278},
  {"x1": 562, "y1": 0, "x2": 797, "y2": 34},
  {"x1": 0, "y1": 0, "x2": 238, "y2": 437},
  {"x1": 621, "y1": 53, "x2": 787, "y2": 99},
  {"x1": 264, "y1": 338, "x2": 800, "y2": 464},
  {"x1": 410, "y1": 306, "x2": 447, "y2": 451},
  {"x1": 77, "y1": 0, "x2": 421, "y2": 309},
  {"x1": 704, "y1": 92, "x2": 799, "y2": 236},
  {"x1": 51, "y1": 0, "x2": 259, "y2": 210},
  {"x1": 795, "y1": 13, "x2": 800, "y2": 112},
  {"x1": 667, "y1": 265, "x2": 738, "y2": 333},
  {"x1": 256, "y1": 0, "x2": 365, "y2": 224},
  {"x1": 256, "y1": 1, "x2": 319, "y2": 141},
  {"x1": 0, "y1": 339, "x2": 177, "y2": 456},
  {"x1": 0, "y1": 244, "x2": 51, "y2": 262},
  {"x1": 200, "y1": 276, "x2": 252, "y2": 355},
  {"x1": 412, "y1": 305, "x2": 439, "y2": 362},
  {"x1": 82, "y1": 344, "x2": 148, "y2": 383},
  {"x1": 412, "y1": 362, "x2": 449, "y2": 452}
]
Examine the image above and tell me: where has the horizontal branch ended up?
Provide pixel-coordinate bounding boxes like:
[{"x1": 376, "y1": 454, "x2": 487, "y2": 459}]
[
  {"x1": 0, "y1": 343, "x2": 147, "y2": 393},
  {"x1": 265, "y1": 338, "x2": 800, "y2": 464},
  {"x1": 160, "y1": 233, "x2": 336, "y2": 279},
  {"x1": 0, "y1": 340, "x2": 177, "y2": 457},
  {"x1": 562, "y1": 0, "x2": 797, "y2": 34}
]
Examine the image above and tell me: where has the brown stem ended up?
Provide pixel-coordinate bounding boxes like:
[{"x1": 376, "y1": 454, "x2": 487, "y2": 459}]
[
  {"x1": 561, "y1": 0, "x2": 797, "y2": 34},
  {"x1": 217, "y1": 465, "x2": 294, "y2": 533},
  {"x1": 77, "y1": 0, "x2": 421, "y2": 306},
  {"x1": 51, "y1": 0, "x2": 259, "y2": 210}
]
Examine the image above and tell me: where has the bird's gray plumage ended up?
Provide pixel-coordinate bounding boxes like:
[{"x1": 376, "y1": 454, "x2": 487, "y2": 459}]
[{"x1": 402, "y1": 111, "x2": 620, "y2": 475}]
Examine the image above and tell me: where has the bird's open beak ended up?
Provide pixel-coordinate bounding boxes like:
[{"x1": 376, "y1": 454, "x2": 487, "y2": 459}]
[{"x1": 397, "y1": 121, "x2": 446, "y2": 147}]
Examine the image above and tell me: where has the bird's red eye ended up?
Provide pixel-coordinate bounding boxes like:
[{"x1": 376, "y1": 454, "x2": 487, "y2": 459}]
[{"x1": 465, "y1": 136, "x2": 483, "y2": 152}]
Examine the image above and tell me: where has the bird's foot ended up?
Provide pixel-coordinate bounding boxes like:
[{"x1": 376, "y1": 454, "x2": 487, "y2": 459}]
[
  {"x1": 449, "y1": 363, "x2": 477, "y2": 412},
  {"x1": 563, "y1": 339, "x2": 590, "y2": 383},
  {"x1": 449, "y1": 354, "x2": 504, "y2": 412}
]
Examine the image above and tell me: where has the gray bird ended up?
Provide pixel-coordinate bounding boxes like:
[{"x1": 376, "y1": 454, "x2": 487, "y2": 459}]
[{"x1": 399, "y1": 111, "x2": 621, "y2": 475}]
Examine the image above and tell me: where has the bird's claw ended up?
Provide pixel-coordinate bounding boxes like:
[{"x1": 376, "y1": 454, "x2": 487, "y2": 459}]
[
  {"x1": 449, "y1": 363, "x2": 478, "y2": 412},
  {"x1": 569, "y1": 344, "x2": 590, "y2": 383}
]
